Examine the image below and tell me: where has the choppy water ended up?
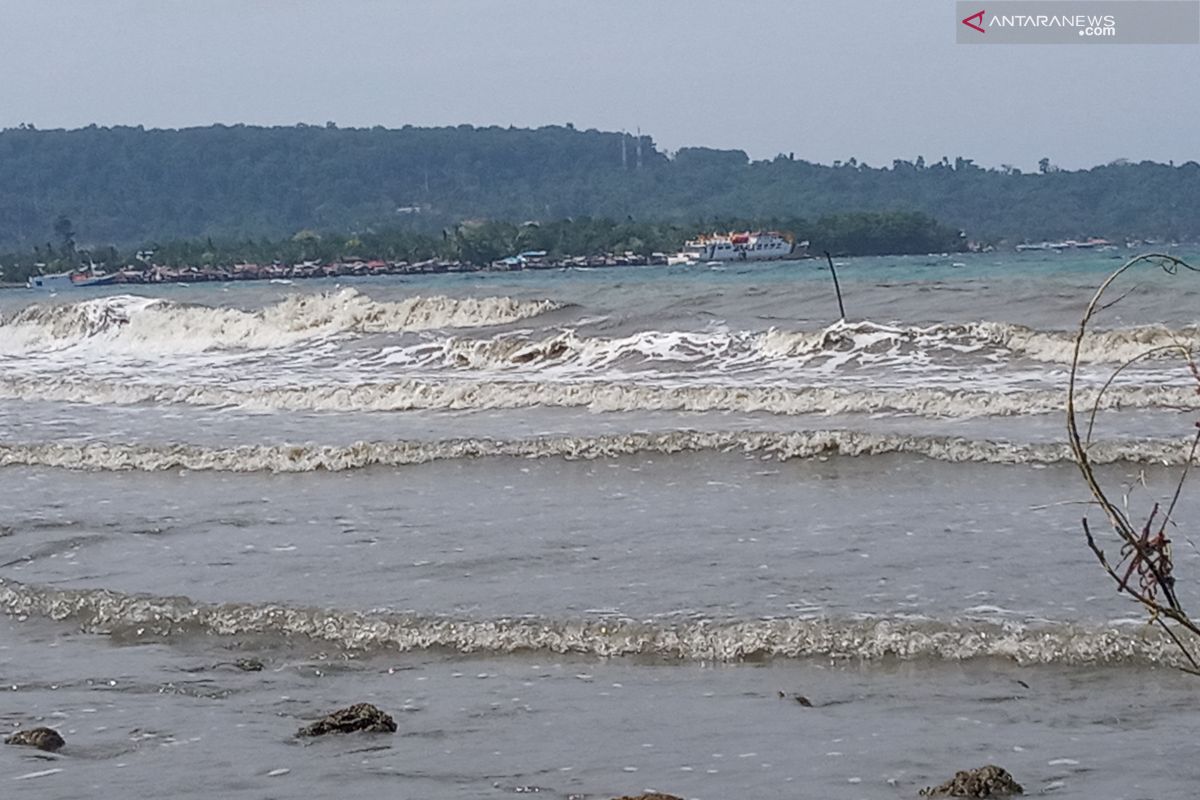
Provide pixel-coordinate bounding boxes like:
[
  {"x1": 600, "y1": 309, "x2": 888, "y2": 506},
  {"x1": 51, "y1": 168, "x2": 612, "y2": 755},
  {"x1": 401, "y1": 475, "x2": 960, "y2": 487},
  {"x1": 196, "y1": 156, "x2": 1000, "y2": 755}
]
[{"x1": 3, "y1": 251, "x2": 1200, "y2": 798}]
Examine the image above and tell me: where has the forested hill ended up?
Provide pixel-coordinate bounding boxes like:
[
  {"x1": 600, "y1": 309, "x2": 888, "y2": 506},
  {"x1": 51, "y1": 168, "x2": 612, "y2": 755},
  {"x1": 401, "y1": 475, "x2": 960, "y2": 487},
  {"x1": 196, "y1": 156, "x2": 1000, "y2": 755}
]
[{"x1": 1, "y1": 123, "x2": 1197, "y2": 248}]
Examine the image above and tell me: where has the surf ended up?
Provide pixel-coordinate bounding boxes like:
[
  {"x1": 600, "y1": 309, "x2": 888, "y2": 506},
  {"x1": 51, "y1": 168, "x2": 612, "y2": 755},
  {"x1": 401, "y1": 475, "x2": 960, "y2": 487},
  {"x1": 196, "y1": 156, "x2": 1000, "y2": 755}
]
[
  {"x1": 0, "y1": 577, "x2": 1188, "y2": 667},
  {"x1": 1, "y1": 430, "x2": 1197, "y2": 473},
  {"x1": 0, "y1": 289, "x2": 564, "y2": 355}
]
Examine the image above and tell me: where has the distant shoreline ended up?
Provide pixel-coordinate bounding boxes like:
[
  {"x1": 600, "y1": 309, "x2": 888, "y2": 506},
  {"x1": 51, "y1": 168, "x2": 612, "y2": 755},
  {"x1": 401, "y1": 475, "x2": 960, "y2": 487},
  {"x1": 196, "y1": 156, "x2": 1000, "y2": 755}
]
[{"x1": 10, "y1": 252, "x2": 828, "y2": 290}]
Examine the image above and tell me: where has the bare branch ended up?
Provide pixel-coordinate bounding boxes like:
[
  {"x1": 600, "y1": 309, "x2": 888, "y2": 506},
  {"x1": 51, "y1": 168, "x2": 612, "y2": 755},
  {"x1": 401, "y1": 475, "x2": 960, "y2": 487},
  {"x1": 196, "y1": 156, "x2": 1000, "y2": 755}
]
[{"x1": 1068, "y1": 254, "x2": 1200, "y2": 671}]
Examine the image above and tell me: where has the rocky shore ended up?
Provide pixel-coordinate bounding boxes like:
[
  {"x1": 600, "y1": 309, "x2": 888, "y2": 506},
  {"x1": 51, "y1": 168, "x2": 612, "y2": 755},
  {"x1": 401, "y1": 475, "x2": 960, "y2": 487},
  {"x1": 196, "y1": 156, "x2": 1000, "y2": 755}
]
[{"x1": 5, "y1": 708, "x2": 1026, "y2": 797}]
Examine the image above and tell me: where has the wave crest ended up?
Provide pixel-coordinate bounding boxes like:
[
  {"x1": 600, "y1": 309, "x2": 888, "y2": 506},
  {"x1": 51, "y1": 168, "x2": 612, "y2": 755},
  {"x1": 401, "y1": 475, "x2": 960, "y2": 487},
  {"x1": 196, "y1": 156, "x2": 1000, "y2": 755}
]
[
  {"x1": 0, "y1": 579, "x2": 1187, "y2": 667},
  {"x1": 367, "y1": 321, "x2": 1200, "y2": 377},
  {"x1": 1, "y1": 376, "x2": 1196, "y2": 416},
  {"x1": 1, "y1": 431, "x2": 1196, "y2": 473},
  {"x1": 0, "y1": 290, "x2": 562, "y2": 354},
  {"x1": 758, "y1": 320, "x2": 1200, "y2": 366}
]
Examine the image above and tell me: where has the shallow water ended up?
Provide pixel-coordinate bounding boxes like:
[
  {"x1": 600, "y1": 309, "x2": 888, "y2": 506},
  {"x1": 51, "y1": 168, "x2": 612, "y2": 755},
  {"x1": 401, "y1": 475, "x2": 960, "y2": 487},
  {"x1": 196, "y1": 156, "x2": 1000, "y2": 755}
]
[
  {"x1": 3, "y1": 250, "x2": 1200, "y2": 798},
  {"x1": 5, "y1": 616, "x2": 1200, "y2": 799}
]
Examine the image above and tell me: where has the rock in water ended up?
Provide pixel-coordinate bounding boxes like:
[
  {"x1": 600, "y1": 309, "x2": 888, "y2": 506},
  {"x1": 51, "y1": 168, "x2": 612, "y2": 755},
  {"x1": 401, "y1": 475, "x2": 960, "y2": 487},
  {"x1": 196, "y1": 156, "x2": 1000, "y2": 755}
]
[
  {"x1": 296, "y1": 703, "x2": 397, "y2": 737},
  {"x1": 5, "y1": 727, "x2": 65, "y2": 752},
  {"x1": 611, "y1": 795, "x2": 685, "y2": 800},
  {"x1": 233, "y1": 658, "x2": 264, "y2": 672},
  {"x1": 921, "y1": 764, "x2": 1024, "y2": 797}
]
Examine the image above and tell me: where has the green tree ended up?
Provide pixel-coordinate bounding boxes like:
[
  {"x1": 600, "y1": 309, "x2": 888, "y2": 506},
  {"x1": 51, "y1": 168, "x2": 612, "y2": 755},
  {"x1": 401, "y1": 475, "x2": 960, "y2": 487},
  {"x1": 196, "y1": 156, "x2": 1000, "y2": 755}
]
[
  {"x1": 53, "y1": 214, "x2": 76, "y2": 260},
  {"x1": 0, "y1": 126, "x2": 1192, "y2": 248}
]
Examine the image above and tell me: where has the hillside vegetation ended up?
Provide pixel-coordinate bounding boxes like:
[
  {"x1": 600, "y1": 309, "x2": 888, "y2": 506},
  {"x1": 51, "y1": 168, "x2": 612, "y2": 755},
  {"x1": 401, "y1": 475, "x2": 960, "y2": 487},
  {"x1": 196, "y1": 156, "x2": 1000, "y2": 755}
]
[{"x1": 0, "y1": 124, "x2": 1196, "y2": 250}]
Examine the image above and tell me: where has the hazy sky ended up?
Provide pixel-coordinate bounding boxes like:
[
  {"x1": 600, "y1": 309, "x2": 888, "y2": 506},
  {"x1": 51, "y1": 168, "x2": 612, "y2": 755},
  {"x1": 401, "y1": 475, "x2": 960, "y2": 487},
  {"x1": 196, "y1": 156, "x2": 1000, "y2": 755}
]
[{"x1": 1, "y1": 1, "x2": 1196, "y2": 170}]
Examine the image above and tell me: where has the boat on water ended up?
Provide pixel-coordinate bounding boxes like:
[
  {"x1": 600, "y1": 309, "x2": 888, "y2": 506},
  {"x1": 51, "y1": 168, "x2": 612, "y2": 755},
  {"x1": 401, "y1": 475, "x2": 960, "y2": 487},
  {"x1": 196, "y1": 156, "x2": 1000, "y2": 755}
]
[
  {"x1": 27, "y1": 266, "x2": 117, "y2": 290},
  {"x1": 1015, "y1": 237, "x2": 1114, "y2": 252},
  {"x1": 670, "y1": 231, "x2": 806, "y2": 265}
]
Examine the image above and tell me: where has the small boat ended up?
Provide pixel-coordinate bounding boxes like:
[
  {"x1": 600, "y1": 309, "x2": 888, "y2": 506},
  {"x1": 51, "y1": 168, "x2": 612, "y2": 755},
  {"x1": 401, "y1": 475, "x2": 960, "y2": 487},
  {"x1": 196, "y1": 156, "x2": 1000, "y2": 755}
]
[{"x1": 27, "y1": 264, "x2": 117, "y2": 290}]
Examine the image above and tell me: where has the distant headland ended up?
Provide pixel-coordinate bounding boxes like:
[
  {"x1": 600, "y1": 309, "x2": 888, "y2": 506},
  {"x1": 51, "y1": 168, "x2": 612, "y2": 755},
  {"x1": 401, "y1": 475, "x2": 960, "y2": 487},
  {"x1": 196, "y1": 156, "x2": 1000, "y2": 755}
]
[{"x1": 0, "y1": 123, "x2": 1193, "y2": 279}]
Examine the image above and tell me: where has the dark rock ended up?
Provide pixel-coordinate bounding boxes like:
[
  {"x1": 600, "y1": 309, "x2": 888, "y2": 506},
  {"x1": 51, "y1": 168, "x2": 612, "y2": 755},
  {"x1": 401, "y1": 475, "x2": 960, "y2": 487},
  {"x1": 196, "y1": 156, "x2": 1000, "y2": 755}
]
[
  {"x1": 611, "y1": 795, "x2": 684, "y2": 800},
  {"x1": 233, "y1": 658, "x2": 264, "y2": 672},
  {"x1": 777, "y1": 690, "x2": 813, "y2": 706},
  {"x1": 5, "y1": 727, "x2": 65, "y2": 752},
  {"x1": 296, "y1": 703, "x2": 396, "y2": 737},
  {"x1": 921, "y1": 764, "x2": 1024, "y2": 797}
]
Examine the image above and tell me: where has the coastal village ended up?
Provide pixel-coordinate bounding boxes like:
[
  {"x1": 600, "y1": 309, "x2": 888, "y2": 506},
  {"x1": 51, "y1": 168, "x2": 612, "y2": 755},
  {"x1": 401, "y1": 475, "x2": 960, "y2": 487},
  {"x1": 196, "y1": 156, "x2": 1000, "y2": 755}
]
[
  {"x1": 23, "y1": 251, "x2": 672, "y2": 288},
  {"x1": 16, "y1": 235, "x2": 1152, "y2": 290},
  {"x1": 18, "y1": 230, "x2": 815, "y2": 288}
]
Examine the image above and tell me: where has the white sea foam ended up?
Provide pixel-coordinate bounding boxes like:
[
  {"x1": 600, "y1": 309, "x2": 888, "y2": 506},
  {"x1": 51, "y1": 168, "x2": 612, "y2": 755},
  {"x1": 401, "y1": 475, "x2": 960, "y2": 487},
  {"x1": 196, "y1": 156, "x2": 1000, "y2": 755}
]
[
  {"x1": 396, "y1": 329, "x2": 744, "y2": 372},
  {"x1": 392, "y1": 319, "x2": 1200, "y2": 371},
  {"x1": 0, "y1": 290, "x2": 563, "y2": 355},
  {"x1": 337, "y1": 320, "x2": 1200, "y2": 377},
  {"x1": 0, "y1": 375, "x2": 1195, "y2": 417},
  {"x1": 0, "y1": 431, "x2": 1195, "y2": 473},
  {"x1": 0, "y1": 578, "x2": 1189, "y2": 667},
  {"x1": 755, "y1": 319, "x2": 1200, "y2": 366},
  {"x1": 3, "y1": 292, "x2": 1193, "y2": 369}
]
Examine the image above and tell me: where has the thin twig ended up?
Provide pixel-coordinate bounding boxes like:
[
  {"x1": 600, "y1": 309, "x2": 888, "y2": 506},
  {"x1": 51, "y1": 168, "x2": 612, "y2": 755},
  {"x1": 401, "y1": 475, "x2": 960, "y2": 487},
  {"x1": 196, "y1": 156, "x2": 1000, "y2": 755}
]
[
  {"x1": 1068, "y1": 254, "x2": 1200, "y2": 671},
  {"x1": 1083, "y1": 342, "x2": 1195, "y2": 445}
]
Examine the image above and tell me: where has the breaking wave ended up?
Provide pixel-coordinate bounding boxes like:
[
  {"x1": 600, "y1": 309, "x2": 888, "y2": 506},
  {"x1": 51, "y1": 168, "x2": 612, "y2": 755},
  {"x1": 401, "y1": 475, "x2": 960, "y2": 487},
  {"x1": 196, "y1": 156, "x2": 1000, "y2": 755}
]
[
  {"x1": 0, "y1": 375, "x2": 1196, "y2": 416},
  {"x1": 0, "y1": 290, "x2": 562, "y2": 354},
  {"x1": 3, "y1": 294, "x2": 1194, "y2": 370},
  {"x1": 390, "y1": 320, "x2": 1200, "y2": 374},
  {"x1": 758, "y1": 319, "x2": 1200, "y2": 366},
  {"x1": 2, "y1": 431, "x2": 1196, "y2": 473},
  {"x1": 0, "y1": 579, "x2": 1189, "y2": 667}
]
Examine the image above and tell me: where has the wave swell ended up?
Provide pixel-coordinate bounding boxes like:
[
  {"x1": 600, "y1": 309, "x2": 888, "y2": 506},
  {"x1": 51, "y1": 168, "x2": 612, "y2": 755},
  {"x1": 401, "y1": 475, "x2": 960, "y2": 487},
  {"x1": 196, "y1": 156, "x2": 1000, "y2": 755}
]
[
  {"x1": 0, "y1": 579, "x2": 1187, "y2": 667},
  {"x1": 0, "y1": 290, "x2": 562, "y2": 354},
  {"x1": 2, "y1": 431, "x2": 1196, "y2": 473},
  {"x1": 4, "y1": 294, "x2": 1195, "y2": 368},
  {"x1": 1, "y1": 376, "x2": 1196, "y2": 416},
  {"x1": 760, "y1": 319, "x2": 1200, "y2": 366},
  {"x1": 391, "y1": 320, "x2": 1200, "y2": 374}
]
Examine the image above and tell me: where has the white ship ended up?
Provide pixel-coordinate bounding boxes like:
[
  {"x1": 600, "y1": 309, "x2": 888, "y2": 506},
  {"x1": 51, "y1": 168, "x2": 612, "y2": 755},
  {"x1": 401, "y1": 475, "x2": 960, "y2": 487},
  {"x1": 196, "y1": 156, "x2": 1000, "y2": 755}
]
[
  {"x1": 1015, "y1": 237, "x2": 1114, "y2": 252},
  {"x1": 670, "y1": 231, "x2": 805, "y2": 265}
]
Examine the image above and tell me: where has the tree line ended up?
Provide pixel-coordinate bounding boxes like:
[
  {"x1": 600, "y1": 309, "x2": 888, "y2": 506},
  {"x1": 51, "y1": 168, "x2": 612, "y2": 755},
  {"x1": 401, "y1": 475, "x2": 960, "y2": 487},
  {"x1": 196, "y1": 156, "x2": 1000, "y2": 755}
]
[{"x1": 0, "y1": 123, "x2": 1194, "y2": 256}]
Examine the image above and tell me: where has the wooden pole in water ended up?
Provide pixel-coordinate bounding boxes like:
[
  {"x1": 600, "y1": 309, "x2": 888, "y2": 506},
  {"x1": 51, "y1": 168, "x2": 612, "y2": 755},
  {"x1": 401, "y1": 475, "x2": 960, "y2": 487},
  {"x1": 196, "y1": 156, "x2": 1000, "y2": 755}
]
[{"x1": 824, "y1": 251, "x2": 846, "y2": 320}]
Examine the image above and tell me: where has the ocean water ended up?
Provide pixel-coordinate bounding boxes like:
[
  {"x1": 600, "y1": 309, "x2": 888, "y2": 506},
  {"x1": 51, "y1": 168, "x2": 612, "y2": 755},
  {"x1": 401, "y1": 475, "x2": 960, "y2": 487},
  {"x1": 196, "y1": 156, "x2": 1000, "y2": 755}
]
[{"x1": 2, "y1": 250, "x2": 1200, "y2": 799}]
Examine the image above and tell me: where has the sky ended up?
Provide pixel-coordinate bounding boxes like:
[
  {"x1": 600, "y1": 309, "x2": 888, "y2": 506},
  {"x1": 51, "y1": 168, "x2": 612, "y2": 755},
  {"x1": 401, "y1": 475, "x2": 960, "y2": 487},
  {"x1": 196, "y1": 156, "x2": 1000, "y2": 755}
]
[{"x1": 0, "y1": 0, "x2": 1196, "y2": 171}]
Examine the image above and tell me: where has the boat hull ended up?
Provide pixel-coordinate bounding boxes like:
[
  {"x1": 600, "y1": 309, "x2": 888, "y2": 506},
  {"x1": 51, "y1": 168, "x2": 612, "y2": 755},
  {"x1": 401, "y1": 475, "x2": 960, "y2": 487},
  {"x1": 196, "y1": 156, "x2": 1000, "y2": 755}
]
[
  {"x1": 27, "y1": 271, "x2": 117, "y2": 289},
  {"x1": 698, "y1": 243, "x2": 796, "y2": 262}
]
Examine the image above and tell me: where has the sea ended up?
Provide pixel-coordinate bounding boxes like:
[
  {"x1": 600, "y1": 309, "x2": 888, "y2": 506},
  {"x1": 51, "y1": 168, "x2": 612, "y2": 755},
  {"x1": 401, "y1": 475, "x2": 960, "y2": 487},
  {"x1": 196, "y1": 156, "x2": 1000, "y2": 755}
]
[{"x1": 1, "y1": 250, "x2": 1199, "y2": 799}]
